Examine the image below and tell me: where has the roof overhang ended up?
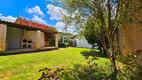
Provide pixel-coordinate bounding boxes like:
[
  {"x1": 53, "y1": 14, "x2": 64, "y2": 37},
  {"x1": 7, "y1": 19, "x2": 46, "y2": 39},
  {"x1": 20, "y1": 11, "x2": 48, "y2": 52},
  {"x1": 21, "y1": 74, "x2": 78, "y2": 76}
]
[{"x1": 0, "y1": 20, "x2": 58, "y2": 34}]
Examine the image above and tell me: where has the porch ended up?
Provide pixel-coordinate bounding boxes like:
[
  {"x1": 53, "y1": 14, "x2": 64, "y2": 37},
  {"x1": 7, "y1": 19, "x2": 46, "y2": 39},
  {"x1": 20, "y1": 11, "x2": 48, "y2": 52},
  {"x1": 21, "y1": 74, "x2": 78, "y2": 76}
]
[{"x1": 2, "y1": 47, "x2": 58, "y2": 55}]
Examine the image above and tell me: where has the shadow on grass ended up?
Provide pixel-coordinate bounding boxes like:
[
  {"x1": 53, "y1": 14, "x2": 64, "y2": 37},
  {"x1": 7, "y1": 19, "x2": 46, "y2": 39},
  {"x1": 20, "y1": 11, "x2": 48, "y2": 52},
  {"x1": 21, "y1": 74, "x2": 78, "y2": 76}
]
[
  {"x1": 0, "y1": 48, "x2": 58, "y2": 56},
  {"x1": 81, "y1": 50, "x2": 108, "y2": 59},
  {"x1": 108, "y1": 72, "x2": 117, "y2": 80}
]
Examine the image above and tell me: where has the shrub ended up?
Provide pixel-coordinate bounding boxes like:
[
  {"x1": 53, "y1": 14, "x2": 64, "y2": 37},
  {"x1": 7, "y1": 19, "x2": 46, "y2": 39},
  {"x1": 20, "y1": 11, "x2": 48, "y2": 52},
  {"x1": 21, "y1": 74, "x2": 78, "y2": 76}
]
[
  {"x1": 59, "y1": 43, "x2": 66, "y2": 48},
  {"x1": 60, "y1": 56, "x2": 107, "y2": 80},
  {"x1": 38, "y1": 56, "x2": 108, "y2": 80},
  {"x1": 38, "y1": 54, "x2": 142, "y2": 80},
  {"x1": 116, "y1": 54, "x2": 142, "y2": 80},
  {"x1": 64, "y1": 42, "x2": 69, "y2": 47},
  {"x1": 38, "y1": 68, "x2": 64, "y2": 80}
]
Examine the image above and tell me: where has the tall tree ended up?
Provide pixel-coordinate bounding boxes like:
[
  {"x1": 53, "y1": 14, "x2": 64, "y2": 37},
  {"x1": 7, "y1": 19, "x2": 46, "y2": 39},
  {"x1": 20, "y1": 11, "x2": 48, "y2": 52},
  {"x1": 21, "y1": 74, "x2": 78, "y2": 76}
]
[
  {"x1": 83, "y1": 18, "x2": 98, "y2": 50},
  {"x1": 53, "y1": 0, "x2": 141, "y2": 73}
]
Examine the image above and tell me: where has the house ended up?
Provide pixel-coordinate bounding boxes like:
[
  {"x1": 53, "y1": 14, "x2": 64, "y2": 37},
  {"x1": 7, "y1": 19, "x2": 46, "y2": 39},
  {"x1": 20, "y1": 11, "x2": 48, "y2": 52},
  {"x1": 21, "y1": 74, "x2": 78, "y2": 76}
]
[
  {"x1": 0, "y1": 17, "x2": 58, "y2": 53},
  {"x1": 58, "y1": 32, "x2": 72, "y2": 44},
  {"x1": 71, "y1": 35, "x2": 93, "y2": 48}
]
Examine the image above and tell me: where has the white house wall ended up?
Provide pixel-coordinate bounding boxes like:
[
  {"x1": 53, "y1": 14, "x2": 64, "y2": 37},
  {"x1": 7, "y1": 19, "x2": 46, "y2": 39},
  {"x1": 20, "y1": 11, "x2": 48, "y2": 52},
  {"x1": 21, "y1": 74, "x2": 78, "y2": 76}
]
[{"x1": 76, "y1": 38, "x2": 92, "y2": 48}]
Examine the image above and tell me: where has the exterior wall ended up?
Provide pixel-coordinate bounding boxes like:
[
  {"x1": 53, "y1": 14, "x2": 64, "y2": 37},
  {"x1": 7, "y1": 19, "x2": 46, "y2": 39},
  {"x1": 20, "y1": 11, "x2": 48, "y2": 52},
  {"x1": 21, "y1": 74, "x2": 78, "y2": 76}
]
[
  {"x1": 55, "y1": 34, "x2": 58, "y2": 48},
  {"x1": 44, "y1": 33, "x2": 49, "y2": 47},
  {"x1": 0, "y1": 24, "x2": 7, "y2": 52},
  {"x1": 27, "y1": 30, "x2": 45, "y2": 48},
  {"x1": 36, "y1": 30, "x2": 41, "y2": 49},
  {"x1": 119, "y1": 9, "x2": 142, "y2": 54},
  {"x1": 6, "y1": 27, "x2": 24, "y2": 50},
  {"x1": 74, "y1": 37, "x2": 92, "y2": 48},
  {"x1": 119, "y1": 24, "x2": 142, "y2": 55},
  {"x1": 62, "y1": 36, "x2": 68, "y2": 43},
  {"x1": 40, "y1": 32, "x2": 45, "y2": 47},
  {"x1": 27, "y1": 31, "x2": 37, "y2": 43}
]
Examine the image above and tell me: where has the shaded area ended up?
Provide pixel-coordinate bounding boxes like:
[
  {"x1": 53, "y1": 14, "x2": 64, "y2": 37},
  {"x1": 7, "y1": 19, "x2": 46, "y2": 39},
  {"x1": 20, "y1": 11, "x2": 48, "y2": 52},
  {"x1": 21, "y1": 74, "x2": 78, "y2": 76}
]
[
  {"x1": 81, "y1": 50, "x2": 108, "y2": 59},
  {"x1": 108, "y1": 72, "x2": 117, "y2": 80},
  {"x1": 0, "y1": 47, "x2": 58, "y2": 56}
]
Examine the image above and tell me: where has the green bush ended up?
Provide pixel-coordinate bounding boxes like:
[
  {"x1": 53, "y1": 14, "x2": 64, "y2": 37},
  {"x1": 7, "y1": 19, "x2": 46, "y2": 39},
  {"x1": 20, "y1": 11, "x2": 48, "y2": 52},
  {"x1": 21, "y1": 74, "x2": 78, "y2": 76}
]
[
  {"x1": 116, "y1": 54, "x2": 142, "y2": 80},
  {"x1": 60, "y1": 56, "x2": 107, "y2": 80},
  {"x1": 38, "y1": 56, "x2": 108, "y2": 80},
  {"x1": 59, "y1": 43, "x2": 67, "y2": 48},
  {"x1": 64, "y1": 42, "x2": 69, "y2": 47},
  {"x1": 38, "y1": 54, "x2": 142, "y2": 80}
]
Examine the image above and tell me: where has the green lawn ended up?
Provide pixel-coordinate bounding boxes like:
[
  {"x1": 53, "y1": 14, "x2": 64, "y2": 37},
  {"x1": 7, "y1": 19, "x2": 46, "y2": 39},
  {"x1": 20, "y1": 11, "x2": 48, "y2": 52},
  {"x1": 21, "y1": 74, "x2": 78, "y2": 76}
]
[{"x1": 0, "y1": 48, "x2": 110, "y2": 80}]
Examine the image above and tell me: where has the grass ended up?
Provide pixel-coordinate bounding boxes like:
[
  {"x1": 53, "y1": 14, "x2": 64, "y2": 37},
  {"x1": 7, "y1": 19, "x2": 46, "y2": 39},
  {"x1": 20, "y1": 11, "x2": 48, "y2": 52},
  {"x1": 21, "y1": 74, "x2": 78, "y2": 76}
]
[{"x1": 0, "y1": 47, "x2": 111, "y2": 80}]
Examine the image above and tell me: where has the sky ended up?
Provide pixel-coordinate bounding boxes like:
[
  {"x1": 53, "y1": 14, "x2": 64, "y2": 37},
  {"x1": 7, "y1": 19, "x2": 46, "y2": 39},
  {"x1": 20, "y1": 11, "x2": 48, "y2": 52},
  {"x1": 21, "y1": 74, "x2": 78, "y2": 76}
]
[{"x1": 0, "y1": 0, "x2": 77, "y2": 34}]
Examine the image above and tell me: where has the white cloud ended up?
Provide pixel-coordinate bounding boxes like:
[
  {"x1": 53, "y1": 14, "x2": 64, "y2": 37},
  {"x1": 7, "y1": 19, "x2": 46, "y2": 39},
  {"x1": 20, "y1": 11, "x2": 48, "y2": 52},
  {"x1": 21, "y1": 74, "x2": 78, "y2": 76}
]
[
  {"x1": 55, "y1": 22, "x2": 65, "y2": 28},
  {"x1": 0, "y1": 13, "x2": 16, "y2": 22},
  {"x1": 55, "y1": 22, "x2": 77, "y2": 34},
  {"x1": 32, "y1": 15, "x2": 47, "y2": 25},
  {"x1": 27, "y1": 6, "x2": 44, "y2": 16},
  {"x1": 47, "y1": 4, "x2": 68, "y2": 20}
]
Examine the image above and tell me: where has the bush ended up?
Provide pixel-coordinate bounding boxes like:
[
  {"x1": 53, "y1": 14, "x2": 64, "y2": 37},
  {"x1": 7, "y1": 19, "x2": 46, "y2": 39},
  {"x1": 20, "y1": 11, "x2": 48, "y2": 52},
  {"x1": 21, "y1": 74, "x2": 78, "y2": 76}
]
[
  {"x1": 64, "y1": 42, "x2": 69, "y2": 47},
  {"x1": 38, "y1": 56, "x2": 108, "y2": 80},
  {"x1": 60, "y1": 56, "x2": 107, "y2": 80},
  {"x1": 38, "y1": 68, "x2": 64, "y2": 80},
  {"x1": 59, "y1": 43, "x2": 67, "y2": 48},
  {"x1": 116, "y1": 54, "x2": 142, "y2": 80}
]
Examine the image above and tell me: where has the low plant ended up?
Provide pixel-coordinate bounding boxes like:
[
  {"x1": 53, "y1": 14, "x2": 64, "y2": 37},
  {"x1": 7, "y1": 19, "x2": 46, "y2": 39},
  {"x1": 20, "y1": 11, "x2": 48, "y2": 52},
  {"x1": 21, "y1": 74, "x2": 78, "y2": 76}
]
[
  {"x1": 39, "y1": 56, "x2": 108, "y2": 80},
  {"x1": 116, "y1": 54, "x2": 142, "y2": 80},
  {"x1": 38, "y1": 53, "x2": 142, "y2": 80},
  {"x1": 60, "y1": 56, "x2": 108, "y2": 80},
  {"x1": 38, "y1": 68, "x2": 64, "y2": 80}
]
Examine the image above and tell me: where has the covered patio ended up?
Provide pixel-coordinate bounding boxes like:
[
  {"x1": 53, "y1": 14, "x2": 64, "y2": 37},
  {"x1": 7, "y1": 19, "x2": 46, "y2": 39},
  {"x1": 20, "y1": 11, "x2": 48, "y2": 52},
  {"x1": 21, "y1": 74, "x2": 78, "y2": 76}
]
[{"x1": 0, "y1": 17, "x2": 58, "y2": 53}]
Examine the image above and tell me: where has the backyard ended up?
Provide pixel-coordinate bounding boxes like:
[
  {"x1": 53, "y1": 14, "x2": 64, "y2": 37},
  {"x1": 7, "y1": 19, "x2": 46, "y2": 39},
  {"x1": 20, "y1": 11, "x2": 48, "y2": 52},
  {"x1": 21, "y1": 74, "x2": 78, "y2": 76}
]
[{"x1": 0, "y1": 48, "x2": 110, "y2": 80}]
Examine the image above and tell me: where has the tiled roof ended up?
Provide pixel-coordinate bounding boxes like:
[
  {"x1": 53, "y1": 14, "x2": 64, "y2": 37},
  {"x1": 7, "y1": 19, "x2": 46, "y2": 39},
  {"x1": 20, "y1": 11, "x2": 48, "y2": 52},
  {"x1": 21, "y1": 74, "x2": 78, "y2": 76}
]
[{"x1": 15, "y1": 17, "x2": 49, "y2": 31}]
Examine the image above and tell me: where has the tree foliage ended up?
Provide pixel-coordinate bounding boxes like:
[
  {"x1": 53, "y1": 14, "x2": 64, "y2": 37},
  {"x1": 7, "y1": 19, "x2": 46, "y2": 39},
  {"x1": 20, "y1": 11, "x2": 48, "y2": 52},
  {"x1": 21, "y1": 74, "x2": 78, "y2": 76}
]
[
  {"x1": 83, "y1": 18, "x2": 98, "y2": 49},
  {"x1": 53, "y1": 0, "x2": 142, "y2": 74}
]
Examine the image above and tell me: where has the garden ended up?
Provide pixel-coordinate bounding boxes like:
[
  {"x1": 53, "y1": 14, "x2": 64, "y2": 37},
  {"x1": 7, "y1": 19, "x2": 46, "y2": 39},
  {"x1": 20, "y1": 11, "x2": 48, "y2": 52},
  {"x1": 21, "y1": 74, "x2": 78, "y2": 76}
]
[{"x1": 0, "y1": 48, "x2": 111, "y2": 80}]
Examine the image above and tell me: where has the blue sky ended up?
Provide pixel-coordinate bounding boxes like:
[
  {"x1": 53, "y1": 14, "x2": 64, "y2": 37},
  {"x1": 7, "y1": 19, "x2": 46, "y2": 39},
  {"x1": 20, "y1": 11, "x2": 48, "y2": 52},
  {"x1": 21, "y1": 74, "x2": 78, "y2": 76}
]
[{"x1": 0, "y1": 0, "x2": 77, "y2": 34}]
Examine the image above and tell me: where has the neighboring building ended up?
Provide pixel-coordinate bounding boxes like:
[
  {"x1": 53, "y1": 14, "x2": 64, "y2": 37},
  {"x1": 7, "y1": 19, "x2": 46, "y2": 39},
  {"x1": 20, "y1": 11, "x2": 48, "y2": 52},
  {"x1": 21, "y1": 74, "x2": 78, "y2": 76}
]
[
  {"x1": 118, "y1": 9, "x2": 142, "y2": 55},
  {"x1": 71, "y1": 35, "x2": 92, "y2": 48},
  {"x1": 0, "y1": 17, "x2": 58, "y2": 53},
  {"x1": 58, "y1": 32, "x2": 72, "y2": 45}
]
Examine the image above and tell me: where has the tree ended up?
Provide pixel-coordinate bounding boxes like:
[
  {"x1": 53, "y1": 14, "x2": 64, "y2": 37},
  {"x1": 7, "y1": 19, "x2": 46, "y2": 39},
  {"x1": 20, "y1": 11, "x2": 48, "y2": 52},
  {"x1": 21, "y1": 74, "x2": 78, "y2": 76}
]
[
  {"x1": 83, "y1": 18, "x2": 108, "y2": 53},
  {"x1": 53, "y1": 0, "x2": 141, "y2": 74},
  {"x1": 83, "y1": 19, "x2": 98, "y2": 50}
]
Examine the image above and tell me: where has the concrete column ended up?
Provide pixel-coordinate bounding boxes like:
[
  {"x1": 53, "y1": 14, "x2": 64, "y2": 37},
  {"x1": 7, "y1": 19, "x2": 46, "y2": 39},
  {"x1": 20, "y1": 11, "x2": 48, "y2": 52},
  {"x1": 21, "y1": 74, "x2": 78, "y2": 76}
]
[
  {"x1": 0, "y1": 24, "x2": 7, "y2": 52},
  {"x1": 36, "y1": 30, "x2": 41, "y2": 49},
  {"x1": 23, "y1": 29, "x2": 27, "y2": 36},
  {"x1": 55, "y1": 33, "x2": 58, "y2": 48}
]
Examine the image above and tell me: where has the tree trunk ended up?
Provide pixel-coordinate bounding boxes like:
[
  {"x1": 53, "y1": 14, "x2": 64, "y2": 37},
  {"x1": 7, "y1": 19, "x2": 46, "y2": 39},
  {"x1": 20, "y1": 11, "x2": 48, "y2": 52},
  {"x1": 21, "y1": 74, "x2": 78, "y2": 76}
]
[
  {"x1": 107, "y1": 0, "x2": 118, "y2": 74},
  {"x1": 100, "y1": 37, "x2": 118, "y2": 73},
  {"x1": 111, "y1": 56, "x2": 117, "y2": 73},
  {"x1": 91, "y1": 44, "x2": 94, "y2": 51}
]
